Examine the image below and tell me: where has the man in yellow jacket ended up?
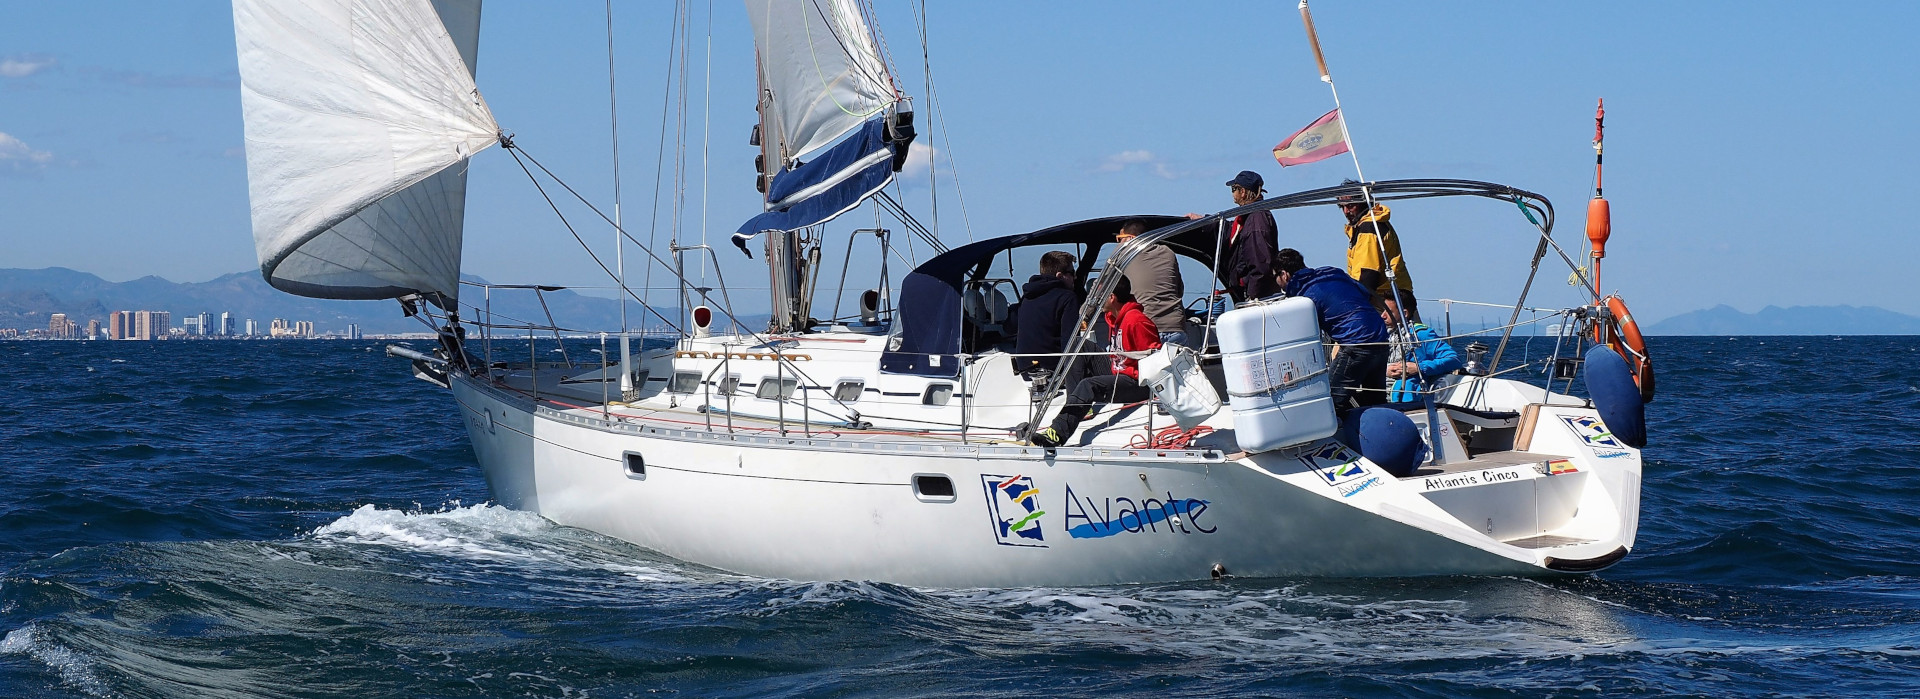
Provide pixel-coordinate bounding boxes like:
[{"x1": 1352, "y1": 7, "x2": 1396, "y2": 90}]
[{"x1": 1338, "y1": 180, "x2": 1420, "y2": 323}]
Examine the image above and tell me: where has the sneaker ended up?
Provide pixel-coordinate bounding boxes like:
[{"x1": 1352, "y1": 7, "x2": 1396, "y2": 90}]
[{"x1": 1030, "y1": 427, "x2": 1062, "y2": 448}]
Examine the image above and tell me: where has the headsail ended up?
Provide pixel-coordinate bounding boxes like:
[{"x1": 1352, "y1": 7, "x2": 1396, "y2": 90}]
[
  {"x1": 233, "y1": 0, "x2": 497, "y2": 309},
  {"x1": 736, "y1": 0, "x2": 913, "y2": 245}
]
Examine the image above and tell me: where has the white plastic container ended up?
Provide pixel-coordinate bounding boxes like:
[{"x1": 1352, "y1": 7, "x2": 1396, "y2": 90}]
[{"x1": 1214, "y1": 296, "x2": 1337, "y2": 452}]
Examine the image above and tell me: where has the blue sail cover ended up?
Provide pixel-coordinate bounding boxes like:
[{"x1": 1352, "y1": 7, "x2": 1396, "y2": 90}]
[{"x1": 736, "y1": 117, "x2": 896, "y2": 240}]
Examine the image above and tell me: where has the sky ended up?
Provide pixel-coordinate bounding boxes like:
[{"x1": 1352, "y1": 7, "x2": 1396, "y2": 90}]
[{"x1": 3, "y1": 1, "x2": 1917, "y2": 324}]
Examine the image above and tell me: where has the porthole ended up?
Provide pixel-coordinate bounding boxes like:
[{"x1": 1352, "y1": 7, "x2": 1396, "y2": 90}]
[
  {"x1": 833, "y1": 380, "x2": 865, "y2": 402},
  {"x1": 922, "y1": 383, "x2": 953, "y2": 406},
  {"x1": 623, "y1": 452, "x2": 646, "y2": 479},
  {"x1": 913, "y1": 474, "x2": 956, "y2": 502},
  {"x1": 669, "y1": 371, "x2": 700, "y2": 394},
  {"x1": 756, "y1": 377, "x2": 797, "y2": 400},
  {"x1": 718, "y1": 375, "x2": 741, "y2": 395}
]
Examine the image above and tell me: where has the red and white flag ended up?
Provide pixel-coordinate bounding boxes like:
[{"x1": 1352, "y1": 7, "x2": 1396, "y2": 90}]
[{"x1": 1272, "y1": 108, "x2": 1349, "y2": 167}]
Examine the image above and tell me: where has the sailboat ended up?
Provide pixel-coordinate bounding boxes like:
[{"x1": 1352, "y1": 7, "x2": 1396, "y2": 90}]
[{"x1": 231, "y1": 0, "x2": 1653, "y2": 586}]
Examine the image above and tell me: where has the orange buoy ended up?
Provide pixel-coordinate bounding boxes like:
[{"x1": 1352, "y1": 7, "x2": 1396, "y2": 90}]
[{"x1": 1586, "y1": 196, "x2": 1611, "y2": 259}]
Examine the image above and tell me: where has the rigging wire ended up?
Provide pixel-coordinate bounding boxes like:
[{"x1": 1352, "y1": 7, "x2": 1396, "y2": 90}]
[
  {"x1": 644, "y1": 0, "x2": 688, "y2": 333},
  {"x1": 910, "y1": 0, "x2": 975, "y2": 244},
  {"x1": 504, "y1": 145, "x2": 681, "y2": 335},
  {"x1": 699, "y1": 0, "x2": 714, "y2": 285}
]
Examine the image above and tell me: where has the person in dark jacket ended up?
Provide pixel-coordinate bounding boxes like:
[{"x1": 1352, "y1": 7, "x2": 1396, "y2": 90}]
[
  {"x1": 1190, "y1": 170, "x2": 1280, "y2": 302},
  {"x1": 1012, "y1": 250, "x2": 1081, "y2": 376},
  {"x1": 1029, "y1": 277, "x2": 1162, "y2": 448},
  {"x1": 1274, "y1": 248, "x2": 1388, "y2": 418}
]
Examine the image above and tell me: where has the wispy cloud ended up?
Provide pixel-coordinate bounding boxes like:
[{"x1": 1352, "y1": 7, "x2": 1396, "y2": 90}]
[
  {"x1": 897, "y1": 142, "x2": 940, "y2": 184},
  {"x1": 0, "y1": 131, "x2": 54, "y2": 173},
  {"x1": 0, "y1": 54, "x2": 56, "y2": 78},
  {"x1": 1093, "y1": 149, "x2": 1193, "y2": 180},
  {"x1": 93, "y1": 68, "x2": 238, "y2": 89}
]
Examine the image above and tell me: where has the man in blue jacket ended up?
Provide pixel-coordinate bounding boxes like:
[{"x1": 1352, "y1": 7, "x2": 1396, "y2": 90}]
[
  {"x1": 1384, "y1": 308, "x2": 1463, "y2": 403},
  {"x1": 1274, "y1": 248, "x2": 1388, "y2": 417}
]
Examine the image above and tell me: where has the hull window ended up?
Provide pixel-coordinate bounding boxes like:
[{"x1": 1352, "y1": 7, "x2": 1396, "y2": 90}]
[
  {"x1": 669, "y1": 371, "x2": 700, "y2": 394},
  {"x1": 757, "y1": 377, "x2": 798, "y2": 401},
  {"x1": 913, "y1": 474, "x2": 956, "y2": 502},
  {"x1": 717, "y1": 375, "x2": 741, "y2": 395},
  {"x1": 623, "y1": 452, "x2": 646, "y2": 479},
  {"x1": 922, "y1": 383, "x2": 953, "y2": 406},
  {"x1": 833, "y1": 380, "x2": 865, "y2": 402}
]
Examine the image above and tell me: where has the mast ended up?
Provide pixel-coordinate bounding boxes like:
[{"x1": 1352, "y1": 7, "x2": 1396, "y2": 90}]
[{"x1": 607, "y1": 0, "x2": 634, "y2": 399}]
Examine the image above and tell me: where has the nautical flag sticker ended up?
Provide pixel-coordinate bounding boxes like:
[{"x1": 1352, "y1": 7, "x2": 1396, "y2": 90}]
[
  {"x1": 1547, "y1": 459, "x2": 1579, "y2": 475},
  {"x1": 982, "y1": 474, "x2": 1047, "y2": 547},
  {"x1": 1273, "y1": 108, "x2": 1351, "y2": 167}
]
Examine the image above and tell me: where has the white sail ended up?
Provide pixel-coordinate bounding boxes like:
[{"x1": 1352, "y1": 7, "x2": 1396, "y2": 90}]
[
  {"x1": 747, "y1": 0, "x2": 898, "y2": 165},
  {"x1": 233, "y1": 0, "x2": 496, "y2": 307}
]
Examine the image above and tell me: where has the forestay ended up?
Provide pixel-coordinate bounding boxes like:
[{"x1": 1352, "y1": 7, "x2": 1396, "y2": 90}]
[{"x1": 233, "y1": 0, "x2": 497, "y2": 308}]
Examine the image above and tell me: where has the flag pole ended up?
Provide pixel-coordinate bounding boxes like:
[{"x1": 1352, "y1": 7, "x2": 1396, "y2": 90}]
[{"x1": 1298, "y1": 1, "x2": 1422, "y2": 418}]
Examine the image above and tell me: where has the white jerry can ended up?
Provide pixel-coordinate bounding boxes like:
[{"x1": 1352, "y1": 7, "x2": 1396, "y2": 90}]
[{"x1": 1214, "y1": 296, "x2": 1337, "y2": 452}]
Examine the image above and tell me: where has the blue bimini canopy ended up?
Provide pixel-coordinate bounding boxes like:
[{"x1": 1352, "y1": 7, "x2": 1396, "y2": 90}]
[
  {"x1": 879, "y1": 214, "x2": 1201, "y2": 377},
  {"x1": 734, "y1": 118, "x2": 900, "y2": 247}
]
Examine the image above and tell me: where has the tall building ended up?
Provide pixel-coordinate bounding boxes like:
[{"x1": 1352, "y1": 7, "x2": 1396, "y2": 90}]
[
  {"x1": 270, "y1": 318, "x2": 289, "y2": 337},
  {"x1": 110, "y1": 311, "x2": 131, "y2": 340},
  {"x1": 48, "y1": 314, "x2": 77, "y2": 340},
  {"x1": 244, "y1": 319, "x2": 259, "y2": 337},
  {"x1": 193, "y1": 312, "x2": 213, "y2": 336},
  {"x1": 85, "y1": 319, "x2": 101, "y2": 340},
  {"x1": 219, "y1": 312, "x2": 235, "y2": 336},
  {"x1": 294, "y1": 320, "x2": 314, "y2": 337},
  {"x1": 132, "y1": 311, "x2": 170, "y2": 340},
  {"x1": 182, "y1": 316, "x2": 203, "y2": 336},
  {"x1": 346, "y1": 323, "x2": 361, "y2": 340}
]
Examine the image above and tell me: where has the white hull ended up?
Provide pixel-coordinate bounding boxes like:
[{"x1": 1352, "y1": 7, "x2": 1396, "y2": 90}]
[{"x1": 448, "y1": 359, "x2": 1640, "y2": 587}]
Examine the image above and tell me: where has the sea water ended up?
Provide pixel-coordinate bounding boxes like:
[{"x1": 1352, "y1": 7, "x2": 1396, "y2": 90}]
[{"x1": 3, "y1": 337, "x2": 1918, "y2": 697}]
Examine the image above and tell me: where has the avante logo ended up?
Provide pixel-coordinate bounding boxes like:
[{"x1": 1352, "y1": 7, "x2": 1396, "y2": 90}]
[
  {"x1": 1299, "y1": 443, "x2": 1368, "y2": 487},
  {"x1": 1560, "y1": 415, "x2": 1623, "y2": 449},
  {"x1": 982, "y1": 474, "x2": 1046, "y2": 547}
]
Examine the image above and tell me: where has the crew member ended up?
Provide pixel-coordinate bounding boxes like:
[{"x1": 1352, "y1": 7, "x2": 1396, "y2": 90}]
[
  {"x1": 1189, "y1": 171, "x2": 1280, "y2": 303},
  {"x1": 1273, "y1": 248, "x2": 1389, "y2": 418},
  {"x1": 1012, "y1": 251, "x2": 1081, "y2": 376},
  {"x1": 1113, "y1": 219, "x2": 1189, "y2": 347},
  {"x1": 1029, "y1": 277, "x2": 1162, "y2": 448},
  {"x1": 1384, "y1": 308, "x2": 1463, "y2": 404},
  {"x1": 1338, "y1": 180, "x2": 1419, "y2": 322}
]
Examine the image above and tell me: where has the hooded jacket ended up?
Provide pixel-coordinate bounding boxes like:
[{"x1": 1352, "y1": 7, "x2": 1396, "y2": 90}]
[
  {"x1": 1013, "y1": 274, "x2": 1080, "y2": 373},
  {"x1": 1283, "y1": 266, "x2": 1387, "y2": 346},
  {"x1": 1388, "y1": 322, "x2": 1463, "y2": 402},
  {"x1": 1342, "y1": 204, "x2": 1415, "y2": 306},
  {"x1": 1104, "y1": 299, "x2": 1162, "y2": 380}
]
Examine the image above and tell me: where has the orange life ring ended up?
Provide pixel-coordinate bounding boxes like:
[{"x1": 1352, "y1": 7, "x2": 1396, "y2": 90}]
[{"x1": 1592, "y1": 295, "x2": 1655, "y2": 403}]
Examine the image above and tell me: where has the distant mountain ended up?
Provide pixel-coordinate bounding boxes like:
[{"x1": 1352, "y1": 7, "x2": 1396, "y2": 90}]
[
  {"x1": 1646, "y1": 304, "x2": 1920, "y2": 336},
  {"x1": 0, "y1": 267, "x2": 763, "y2": 335}
]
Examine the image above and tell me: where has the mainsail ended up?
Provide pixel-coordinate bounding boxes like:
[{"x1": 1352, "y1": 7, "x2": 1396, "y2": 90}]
[
  {"x1": 736, "y1": 0, "x2": 912, "y2": 241},
  {"x1": 233, "y1": 0, "x2": 497, "y2": 309}
]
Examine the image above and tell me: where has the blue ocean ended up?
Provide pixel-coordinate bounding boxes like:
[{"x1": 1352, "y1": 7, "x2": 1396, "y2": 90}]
[{"x1": 3, "y1": 337, "x2": 1918, "y2": 697}]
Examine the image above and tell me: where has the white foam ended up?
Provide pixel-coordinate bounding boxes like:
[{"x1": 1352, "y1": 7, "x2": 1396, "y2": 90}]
[
  {"x1": 309, "y1": 503, "x2": 692, "y2": 583},
  {"x1": 1, "y1": 624, "x2": 110, "y2": 697}
]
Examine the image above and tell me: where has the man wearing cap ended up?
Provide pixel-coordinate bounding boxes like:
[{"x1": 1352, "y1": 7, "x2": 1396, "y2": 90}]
[
  {"x1": 1338, "y1": 179, "x2": 1420, "y2": 323},
  {"x1": 1189, "y1": 171, "x2": 1280, "y2": 303}
]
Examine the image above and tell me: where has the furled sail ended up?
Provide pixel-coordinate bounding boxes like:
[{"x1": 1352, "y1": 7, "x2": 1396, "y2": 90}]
[
  {"x1": 746, "y1": 0, "x2": 898, "y2": 165},
  {"x1": 233, "y1": 0, "x2": 497, "y2": 309},
  {"x1": 735, "y1": 0, "x2": 913, "y2": 245}
]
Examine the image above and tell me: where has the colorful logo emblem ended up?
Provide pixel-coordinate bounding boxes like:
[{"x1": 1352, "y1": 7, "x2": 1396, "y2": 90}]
[
  {"x1": 982, "y1": 474, "x2": 1046, "y2": 547},
  {"x1": 1560, "y1": 415, "x2": 1622, "y2": 449},
  {"x1": 1546, "y1": 459, "x2": 1579, "y2": 475},
  {"x1": 1300, "y1": 443, "x2": 1368, "y2": 487}
]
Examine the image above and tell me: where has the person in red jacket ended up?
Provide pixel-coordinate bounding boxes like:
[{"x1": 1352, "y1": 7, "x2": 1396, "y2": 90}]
[{"x1": 1029, "y1": 277, "x2": 1163, "y2": 447}]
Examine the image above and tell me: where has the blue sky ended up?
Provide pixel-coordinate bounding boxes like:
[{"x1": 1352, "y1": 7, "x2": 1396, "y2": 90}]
[{"x1": 3, "y1": 1, "x2": 1916, "y2": 323}]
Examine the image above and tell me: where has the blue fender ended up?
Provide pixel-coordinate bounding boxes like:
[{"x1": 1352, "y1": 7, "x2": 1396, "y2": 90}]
[
  {"x1": 1584, "y1": 345, "x2": 1647, "y2": 448},
  {"x1": 1358, "y1": 407, "x2": 1426, "y2": 477}
]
